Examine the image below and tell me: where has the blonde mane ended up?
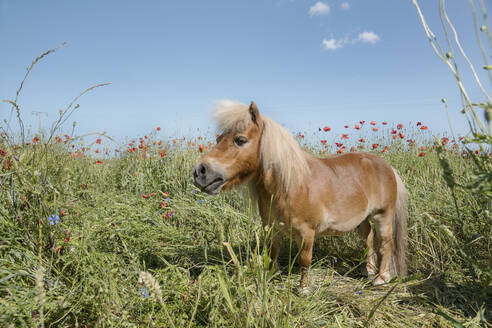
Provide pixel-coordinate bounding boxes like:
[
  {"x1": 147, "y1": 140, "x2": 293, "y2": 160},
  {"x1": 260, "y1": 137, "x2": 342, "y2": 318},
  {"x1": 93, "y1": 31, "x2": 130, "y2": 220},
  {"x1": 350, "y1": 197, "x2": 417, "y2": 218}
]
[{"x1": 213, "y1": 100, "x2": 311, "y2": 192}]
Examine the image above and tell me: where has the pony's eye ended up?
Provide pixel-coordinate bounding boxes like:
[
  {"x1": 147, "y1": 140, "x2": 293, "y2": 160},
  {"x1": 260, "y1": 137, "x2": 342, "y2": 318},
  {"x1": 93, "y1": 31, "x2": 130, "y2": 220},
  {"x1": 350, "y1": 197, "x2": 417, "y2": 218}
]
[{"x1": 233, "y1": 136, "x2": 248, "y2": 146}]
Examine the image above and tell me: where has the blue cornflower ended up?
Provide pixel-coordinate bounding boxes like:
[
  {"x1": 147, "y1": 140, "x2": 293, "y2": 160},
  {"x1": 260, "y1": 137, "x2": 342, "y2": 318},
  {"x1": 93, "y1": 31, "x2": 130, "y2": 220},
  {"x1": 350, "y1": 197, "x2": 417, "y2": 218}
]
[
  {"x1": 191, "y1": 189, "x2": 196, "y2": 194},
  {"x1": 357, "y1": 290, "x2": 363, "y2": 296},
  {"x1": 165, "y1": 197, "x2": 170, "y2": 203},
  {"x1": 139, "y1": 288, "x2": 149, "y2": 298},
  {"x1": 280, "y1": 284, "x2": 285, "y2": 289},
  {"x1": 48, "y1": 214, "x2": 61, "y2": 226},
  {"x1": 199, "y1": 199, "x2": 204, "y2": 204},
  {"x1": 333, "y1": 257, "x2": 338, "y2": 264}
]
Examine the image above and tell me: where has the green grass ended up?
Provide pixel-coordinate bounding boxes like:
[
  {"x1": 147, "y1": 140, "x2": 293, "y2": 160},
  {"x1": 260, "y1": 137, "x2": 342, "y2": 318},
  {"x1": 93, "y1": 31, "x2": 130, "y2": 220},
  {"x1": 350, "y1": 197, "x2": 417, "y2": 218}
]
[{"x1": 0, "y1": 128, "x2": 490, "y2": 327}]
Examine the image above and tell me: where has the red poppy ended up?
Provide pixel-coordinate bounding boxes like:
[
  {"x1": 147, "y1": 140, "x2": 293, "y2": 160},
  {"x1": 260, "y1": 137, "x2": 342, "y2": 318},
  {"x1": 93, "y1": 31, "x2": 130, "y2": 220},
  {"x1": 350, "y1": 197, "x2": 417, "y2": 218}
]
[
  {"x1": 344, "y1": 125, "x2": 348, "y2": 128},
  {"x1": 160, "y1": 150, "x2": 166, "y2": 158},
  {"x1": 321, "y1": 140, "x2": 327, "y2": 145},
  {"x1": 33, "y1": 137, "x2": 39, "y2": 143},
  {"x1": 382, "y1": 146, "x2": 389, "y2": 153},
  {"x1": 150, "y1": 192, "x2": 156, "y2": 197},
  {"x1": 372, "y1": 127, "x2": 378, "y2": 132},
  {"x1": 392, "y1": 135, "x2": 397, "y2": 139},
  {"x1": 341, "y1": 134, "x2": 349, "y2": 139},
  {"x1": 142, "y1": 194, "x2": 149, "y2": 199},
  {"x1": 372, "y1": 144, "x2": 379, "y2": 149},
  {"x1": 354, "y1": 124, "x2": 360, "y2": 130},
  {"x1": 163, "y1": 192, "x2": 169, "y2": 198},
  {"x1": 335, "y1": 142, "x2": 343, "y2": 148},
  {"x1": 399, "y1": 132, "x2": 405, "y2": 139},
  {"x1": 420, "y1": 126, "x2": 428, "y2": 130},
  {"x1": 323, "y1": 126, "x2": 331, "y2": 132},
  {"x1": 198, "y1": 144, "x2": 204, "y2": 152},
  {"x1": 417, "y1": 122, "x2": 422, "y2": 126},
  {"x1": 382, "y1": 121, "x2": 387, "y2": 125},
  {"x1": 96, "y1": 138, "x2": 102, "y2": 144},
  {"x1": 157, "y1": 127, "x2": 161, "y2": 131},
  {"x1": 419, "y1": 152, "x2": 425, "y2": 157},
  {"x1": 397, "y1": 124, "x2": 403, "y2": 129},
  {"x1": 358, "y1": 138, "x2": 365, "y2": 143},
  {"x1": 337, "y1": 147, "x2": 345, "y2": 154},
  {"x1": 360, "y1": 121, "x2": 365, "y2": 124},
  {"x1": 60, "y1": 210, "x2": 66, "y2": 217},
  {"x1": 370, "y1": 121, "x2": 376, "y2": 125},
  {"x1": 95, "y1": 160, "x2": 102, "y2": 165}
]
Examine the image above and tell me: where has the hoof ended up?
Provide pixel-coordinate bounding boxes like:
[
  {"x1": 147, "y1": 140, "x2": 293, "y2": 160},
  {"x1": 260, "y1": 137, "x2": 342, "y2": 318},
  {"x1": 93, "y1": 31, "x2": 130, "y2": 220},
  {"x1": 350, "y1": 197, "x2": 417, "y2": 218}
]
[
  {"x1": 367, "y1": 273, "x2": 376, "y2": 281},
  {"x1": 372, "y1": 275, "x2": 390, "y2": 286},
  {"x1": 298, "y1": 286, "x2": 310, "y2": 296}
]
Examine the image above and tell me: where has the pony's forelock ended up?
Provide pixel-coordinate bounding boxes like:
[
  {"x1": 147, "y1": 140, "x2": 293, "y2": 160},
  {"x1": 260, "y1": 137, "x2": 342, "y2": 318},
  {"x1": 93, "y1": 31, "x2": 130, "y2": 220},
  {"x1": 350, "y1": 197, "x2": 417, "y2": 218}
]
[
  {"x1": 212, "y1": 100, "x2": 310, "y2": 193},
  {"x1": 213, "y1": 100, "x2": 251, "y2": 134}
]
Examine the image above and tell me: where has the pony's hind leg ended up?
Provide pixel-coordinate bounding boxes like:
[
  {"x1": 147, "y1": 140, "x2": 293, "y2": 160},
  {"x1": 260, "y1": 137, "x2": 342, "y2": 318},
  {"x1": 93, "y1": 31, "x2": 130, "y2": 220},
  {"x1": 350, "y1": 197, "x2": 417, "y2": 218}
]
[
  {"x1": 358, "y1": 218, "x2": 378, "y2": 281},
  {"x1": 372, "y1": 211, "x2": 395, "y2": 286}
]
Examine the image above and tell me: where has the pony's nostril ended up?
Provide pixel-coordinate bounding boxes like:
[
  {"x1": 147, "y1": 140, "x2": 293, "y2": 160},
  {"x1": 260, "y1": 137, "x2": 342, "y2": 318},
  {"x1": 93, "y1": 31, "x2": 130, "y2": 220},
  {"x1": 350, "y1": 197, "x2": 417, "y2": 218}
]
[{"x1": 200, "y1": 164, "x2": 206, "y2": 175}]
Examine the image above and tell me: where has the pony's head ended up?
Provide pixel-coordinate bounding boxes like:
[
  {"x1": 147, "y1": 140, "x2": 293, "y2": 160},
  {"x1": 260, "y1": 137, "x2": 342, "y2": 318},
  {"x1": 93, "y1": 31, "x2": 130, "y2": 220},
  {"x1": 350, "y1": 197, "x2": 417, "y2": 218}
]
[{"x1": 193, "y1": 100, "x2": 263, "y2": 194}]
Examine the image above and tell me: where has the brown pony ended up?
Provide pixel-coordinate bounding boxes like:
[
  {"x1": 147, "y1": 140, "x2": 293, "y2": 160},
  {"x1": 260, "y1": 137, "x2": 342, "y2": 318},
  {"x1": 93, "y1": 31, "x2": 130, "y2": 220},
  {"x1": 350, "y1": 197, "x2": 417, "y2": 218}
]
[{"x1": 193, "y1": 100, "x2": 408, "y2": 293}]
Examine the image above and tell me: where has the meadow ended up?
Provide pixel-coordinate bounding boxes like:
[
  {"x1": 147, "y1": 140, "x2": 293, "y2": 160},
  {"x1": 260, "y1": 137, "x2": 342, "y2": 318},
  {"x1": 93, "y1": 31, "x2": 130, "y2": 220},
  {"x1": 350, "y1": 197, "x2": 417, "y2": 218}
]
[{"x1": 0, "y1": 110, "x2": 490, "y2": 327}]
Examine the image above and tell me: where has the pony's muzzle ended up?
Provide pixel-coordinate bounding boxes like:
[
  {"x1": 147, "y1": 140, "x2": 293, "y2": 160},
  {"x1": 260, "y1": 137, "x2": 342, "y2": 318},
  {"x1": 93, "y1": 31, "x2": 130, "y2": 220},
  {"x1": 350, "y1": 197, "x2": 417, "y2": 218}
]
[{"x1": 193, "y1": 162, "x2": 226, "y2": 195}]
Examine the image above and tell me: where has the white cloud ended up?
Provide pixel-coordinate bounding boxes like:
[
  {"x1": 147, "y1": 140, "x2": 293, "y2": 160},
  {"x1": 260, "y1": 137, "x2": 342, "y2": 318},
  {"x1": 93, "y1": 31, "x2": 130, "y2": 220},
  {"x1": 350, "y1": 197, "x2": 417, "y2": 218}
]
[
  {"x1": 322, "y1": 31, "x2": 380, "y2": 51},
  {"x1": 341, "y1": 2, "x2": 350, "y2": 10},
  {"x1": 322, "y1": 38, "x2": 344, "y2": 50},
  {"x1": 309, "y1": 2, "x2": 330, "y2": 16},
  {"x1": 358, "y1": 31, "x2": 380, "y2": 44}
]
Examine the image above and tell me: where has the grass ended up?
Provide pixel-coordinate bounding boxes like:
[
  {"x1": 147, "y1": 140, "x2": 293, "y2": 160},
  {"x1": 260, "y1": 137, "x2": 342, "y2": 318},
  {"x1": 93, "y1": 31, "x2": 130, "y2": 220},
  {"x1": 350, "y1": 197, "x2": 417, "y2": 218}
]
[{"x1": 0, "y1": 123, "x2": 490, "y2": 327}]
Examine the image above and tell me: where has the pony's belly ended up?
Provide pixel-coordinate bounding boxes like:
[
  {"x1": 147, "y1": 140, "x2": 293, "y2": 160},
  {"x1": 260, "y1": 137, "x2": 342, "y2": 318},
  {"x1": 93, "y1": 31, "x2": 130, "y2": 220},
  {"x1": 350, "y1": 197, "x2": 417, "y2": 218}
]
[{"x1": 315, "y1": 212, "x2": 366, "y2": 236}]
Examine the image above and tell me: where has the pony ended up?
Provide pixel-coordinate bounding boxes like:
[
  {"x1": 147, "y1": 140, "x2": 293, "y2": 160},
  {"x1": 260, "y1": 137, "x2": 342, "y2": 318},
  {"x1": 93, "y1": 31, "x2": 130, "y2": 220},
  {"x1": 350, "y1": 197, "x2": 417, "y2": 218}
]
[{"x1": 193, "y1": 100, "x2": 408, "y2": 293}]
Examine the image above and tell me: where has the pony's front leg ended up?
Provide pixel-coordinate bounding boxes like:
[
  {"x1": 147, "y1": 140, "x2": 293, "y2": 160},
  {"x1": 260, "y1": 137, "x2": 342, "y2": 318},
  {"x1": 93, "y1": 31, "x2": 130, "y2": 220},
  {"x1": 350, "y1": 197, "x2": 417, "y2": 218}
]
[
  {"x1": 296, "y1": 228, "x2": 315, "y2": 295},
  {"x1": 267, "y1": 234, "x2": 282, "y2": 270}
]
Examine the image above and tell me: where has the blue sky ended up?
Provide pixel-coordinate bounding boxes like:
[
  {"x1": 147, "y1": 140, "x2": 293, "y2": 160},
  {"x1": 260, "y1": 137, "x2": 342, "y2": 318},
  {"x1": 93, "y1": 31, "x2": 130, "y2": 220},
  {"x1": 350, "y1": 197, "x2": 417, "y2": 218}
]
[{"x1": 1, "y1": 0, "x2": 491, "y2": 141}]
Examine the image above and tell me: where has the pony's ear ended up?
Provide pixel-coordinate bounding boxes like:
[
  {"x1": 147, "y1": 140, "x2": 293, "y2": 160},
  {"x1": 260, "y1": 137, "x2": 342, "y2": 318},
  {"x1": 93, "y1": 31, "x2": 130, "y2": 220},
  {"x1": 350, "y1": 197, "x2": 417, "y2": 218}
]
[{"x1": 249, "y1": 101, "x2": 260, "y2": 125}]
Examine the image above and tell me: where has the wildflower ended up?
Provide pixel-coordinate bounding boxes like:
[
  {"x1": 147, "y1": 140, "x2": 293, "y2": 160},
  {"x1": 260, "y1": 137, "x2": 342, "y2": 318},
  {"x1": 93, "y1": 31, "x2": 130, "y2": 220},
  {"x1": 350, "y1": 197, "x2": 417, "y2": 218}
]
[
  {"x1": 139, "y1": 288, "x2": 149, "y2": 298},
  {"x1": 191, "y1": 190, "x2": 196, "y2": 194},
  {"x1": 335, "y1": 142, "x2": 343, "y2": 148},
  {"x1": 341, "y1": 134, "x2": 349, "y2": 139},
  {"x1": 344, "y1": 125, "x2": 348, "y2": 128},
  {"x1": 60, "y1": 210, "x2": 66, "y2": 217},
  {"x1": 337, "y1": 147, "x2": 345, "y2": 154},
  {"x1": 56, "y1": 245, "x2": 63, "y2": 253},
  {"x1": 95, "y1": 149, "x2": 100, "y2": 154},
  {"x1": 157, "y1": 127, "x2": 161, "y2": 131},
  {"x1": 399, "y1": 132, "x2": 405, "y2": 139},
  {"x1": 33, "y1": 137, "x2": 39, "y2": 143},
  {"x1": 0, "y1": 148, "x2": 6, "y2": 157},
  {"x1": 96, "y1": 138, "x2": 102, "y2": 144},
  {"x1": 198, "y1": 144, "x2": 204, "y2": 152},
  {"x1": 382, "y1": 121, "x2": 387, "y2": 125},
  {"x1": 320, "y1": 140, "x2": 327, "y2": 145},
  {"x1": 397, "y1": 123, "x2": 403, "y2": 129},
  {"x1": 48, "y1": 214, "x2": 61, "y2": 226},
  {"x1": 370, "y1": 121, "x2": 376, "y2": 125},
  {"x1": 420, "y1": 125, "x2": 428, "y2": 130},
  {"x1": 323, "y1": 126, "x2": 331, "y2": 132},
  {"x1": 333, "y1": 257, "x2": 338, "y2": 263},
  {"x1": 441, "y1": 137, "x2": 449, "y2": 146},
  {"x1": 419, "y1": 152, "x2": 425, "y2": 157},
  {"x1": 392, "y1": 135, "x2": 397, "y2": 139},
  {"x1": 382, "y1": 146, "x2": 389, "y2": 153},
  {"x1": 417, "y1": 121, "x2": 422, "y2": 126},
  {"x1": 161, "y1": 201, "x2": 167, "y2": 208},
  {"x1": 372, "y1": 127, "x2": 378, "y2": 132},
  {"x1": 165, "y1": 197, "x2": 170, "y2": 203},
  {"x1": 95, "y1": 160, "x2": 102, "y2": 165},
  {"x1": 142, "y1": 194, "x2": 149, "y2": 199},
  {"x1": 391, "y1": 128, "x2": 397, "y2": 134},
  {"x1": 199, "y1": 199, "x2": 204, "y2": 204},
  {"x1": 160, "y1": 150, "x2": 166, "y2": 158},
  {"x1": 166, "y1": 211, "x2": 174, "y2": 218},
  {"x1": 359, "y1": 120, "x2": 365, "y2": 125},
  {"x1": 150, "y1": 192, "x2": 156, "y2": 197},
  {"x1": 63, "y1": 230, "x2": 70, "y2": 243},
  {"x1": 163, "y1": 192, "x2": 169, "y2": 198},
  {"x1": 354, "y1": 124, "x2": 360, "y2": 130},
  {"x1": 372, "y1": 144, "x2": 379, "y2": 150},
  {"x1": 358, "y1": 138, "x2": 365, "y2": 143},
  {"x1": 357, "y1": 290, "x2": 363, "y2": 296}
]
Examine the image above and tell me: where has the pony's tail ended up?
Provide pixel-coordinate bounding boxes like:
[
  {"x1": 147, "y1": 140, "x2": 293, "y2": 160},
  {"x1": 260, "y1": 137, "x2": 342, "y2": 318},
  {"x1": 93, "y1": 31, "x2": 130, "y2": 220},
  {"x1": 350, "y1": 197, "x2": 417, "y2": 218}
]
[{"x1": 392, "y1": 168, "x2": 408, "y2": 276}]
